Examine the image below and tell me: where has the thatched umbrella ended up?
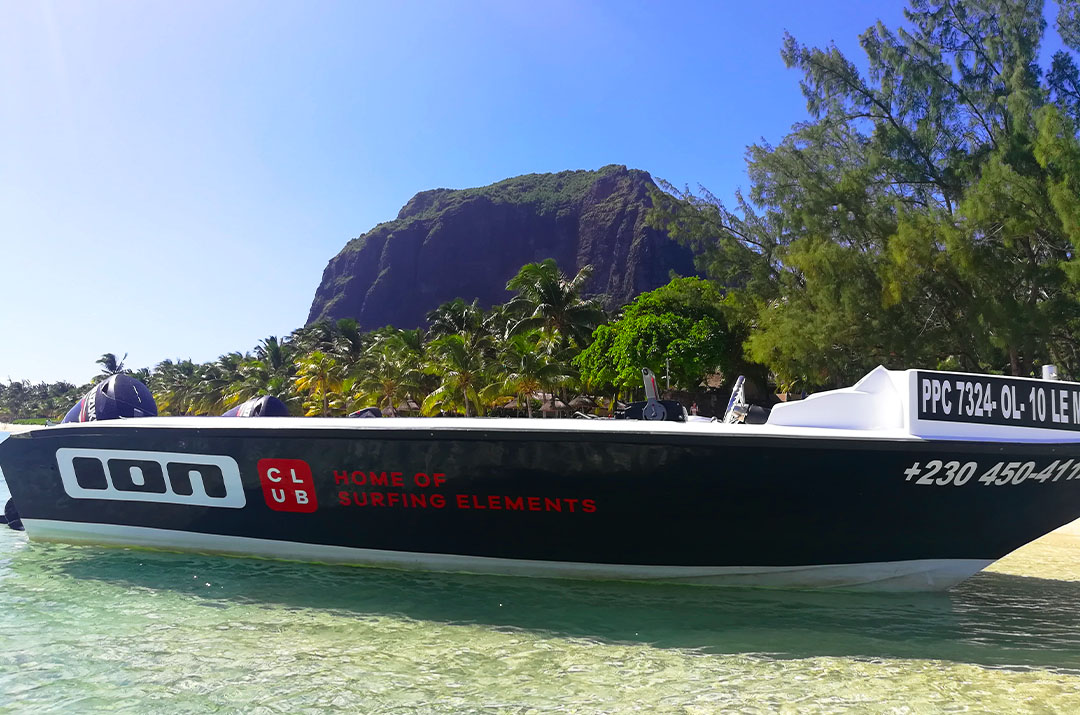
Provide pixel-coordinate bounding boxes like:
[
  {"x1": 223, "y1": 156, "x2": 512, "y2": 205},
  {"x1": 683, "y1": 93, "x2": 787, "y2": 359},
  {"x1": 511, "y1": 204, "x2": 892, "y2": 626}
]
[
  {"x1": 384, "y1": 398, "x2": 421, "y2": 417},
  {"x1": 594, "y1": 397, "x2": 628, "y2": 412},
  {"x1": 568, "y1": 395, "x2": 596, "y2": 409},
  {"x1": 539, "y1": 393, "x2": 568, "y2": 413}
]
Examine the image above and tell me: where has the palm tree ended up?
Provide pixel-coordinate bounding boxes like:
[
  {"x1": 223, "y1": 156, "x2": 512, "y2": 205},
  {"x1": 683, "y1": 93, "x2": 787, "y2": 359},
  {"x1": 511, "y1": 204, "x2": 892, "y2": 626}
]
[
  {"x1": 379, "y1": 327, "x2": 438, "y2": 406},
  {"x1": 397, "y1": 327, "x2": 425, "y2": 354},
  {"x1": 421, "y1": 334, "x2": 488, "y2": 417},
  {"x1": 483, "y1": 303, "x2": 516, "y2": 343},
  {"x1": 190, "y1": 352, "x2": 246, "y2": 414},
  {"x1": 3, "y1": 380, "x2": 30, "y2": 419},
  {"x1": 150, "y1": 359, "x2": 200, "y2": 415},
  {"x1": 328, "y1": 375, "x2": 359, "y2": 415},
  {"x1": 294, "y1": 350, "x2": 342, "y2": 417},
  {"x1": 224, "y1": 358, "x2": 278, "y2": 407},
  {"x1": 96, "y1": 353, "x2": 127, "y2": 379},
  {"x1": 356, "y1": 343, "x2": 420, "y2": 415},
  {"x1": 332, "y1": 318, "x2": 367, "y2": 364},
  {"x1": 505, "y1": 259, "x2": 606, "y2": 348},
  {"x1": 495, "y1": 333, "x2": 576, "y2": 418},
  {"x1": 255, "y1": 336, "x2": 291, "y2": 374},
  {"x1": 290, "y1": 322, "x2": 336, "y2": 355},
  {"x1": 128, "y1": 367, "x2": 150, "y2": 384},
  {"x1": 223, "y1": 335, "x2": 298, "y2": 409},
  {"x1": 426, "y1": 298, "x2": 486, "y2": 339}
]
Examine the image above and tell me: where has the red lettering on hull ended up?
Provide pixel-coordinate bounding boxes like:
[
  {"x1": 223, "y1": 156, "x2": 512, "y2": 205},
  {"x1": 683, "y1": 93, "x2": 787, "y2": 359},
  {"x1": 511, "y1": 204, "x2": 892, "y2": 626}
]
[
  {"x1": 338, "y1": 491, "x2": 447, "y2": 508},
  {"x1": 259, "y1": 459, "x2": 317, "y2": 513},
  {"x1": 333, "y1": 470, "x2": 407, "y2": 487},
  {"x1": 450, "y1": 494, "x2": 597, "y2": 514},
  {"x1": 330, "y1": 467, "x2": 595, "y2": 514}
]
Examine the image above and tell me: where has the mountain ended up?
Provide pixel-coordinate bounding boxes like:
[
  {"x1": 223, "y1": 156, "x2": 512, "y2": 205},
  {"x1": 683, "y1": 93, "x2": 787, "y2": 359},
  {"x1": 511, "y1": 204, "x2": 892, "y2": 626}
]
[{"x1": 306, "y1": 165, "x2": 698, "y2": 329}]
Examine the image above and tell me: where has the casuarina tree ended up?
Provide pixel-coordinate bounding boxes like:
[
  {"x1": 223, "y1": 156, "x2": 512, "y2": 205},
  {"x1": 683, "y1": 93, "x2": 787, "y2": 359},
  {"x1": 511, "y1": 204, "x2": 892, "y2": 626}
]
[{"x1": 652, "y1": 0, "x2": 1080, "y2": 386}]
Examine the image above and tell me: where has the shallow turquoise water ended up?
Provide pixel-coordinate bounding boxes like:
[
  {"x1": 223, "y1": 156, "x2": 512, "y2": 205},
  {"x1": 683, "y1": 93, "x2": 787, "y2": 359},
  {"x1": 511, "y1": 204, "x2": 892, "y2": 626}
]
[{"x1": 2, "y1": 473, "x2": 1080, "y2": 712}]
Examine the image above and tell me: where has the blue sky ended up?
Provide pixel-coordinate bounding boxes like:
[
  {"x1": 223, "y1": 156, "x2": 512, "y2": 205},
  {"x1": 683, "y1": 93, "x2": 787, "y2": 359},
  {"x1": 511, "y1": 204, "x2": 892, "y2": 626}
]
[{"x1": 1, "y1": 0, "x2": 943, "y2": 384}]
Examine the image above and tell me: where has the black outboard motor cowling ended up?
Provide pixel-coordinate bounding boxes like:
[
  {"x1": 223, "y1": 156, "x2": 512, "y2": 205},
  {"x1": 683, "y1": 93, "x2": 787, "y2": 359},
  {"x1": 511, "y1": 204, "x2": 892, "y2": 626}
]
[
  {"x1": 10, "y1": 374, "x2": 154, "y2": 531},
  {"x1": 61, "y1": 374, "x2": 157, "y2": 423},
  {"x1": 2, "y1": 499, "x2": 23, "y2": 531},
  {"x1": 222, "y1": 395, "x2": 290, "y2": 417}
]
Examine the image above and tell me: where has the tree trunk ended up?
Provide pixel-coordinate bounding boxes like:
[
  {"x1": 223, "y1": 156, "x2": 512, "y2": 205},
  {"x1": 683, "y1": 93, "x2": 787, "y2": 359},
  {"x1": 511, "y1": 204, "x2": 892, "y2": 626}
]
[
  {"x1": 1009, "y1": 346, "x2": 1020, "y2": 376},
  {"x1": 1023, "y1": 333, "x2": 1036, "y2": 377}
]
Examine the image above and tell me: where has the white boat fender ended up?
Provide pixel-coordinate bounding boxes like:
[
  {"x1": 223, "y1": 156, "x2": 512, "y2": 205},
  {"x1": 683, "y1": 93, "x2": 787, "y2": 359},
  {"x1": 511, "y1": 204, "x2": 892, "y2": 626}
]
[{"x1": 1, "y1": 498, "x2": 23, "y2": 531}]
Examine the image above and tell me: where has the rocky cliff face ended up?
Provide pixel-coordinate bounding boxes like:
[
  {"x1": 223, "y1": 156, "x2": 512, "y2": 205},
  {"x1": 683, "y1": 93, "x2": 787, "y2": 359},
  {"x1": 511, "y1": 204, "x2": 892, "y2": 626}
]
[{"x1": 307, "y1": 165, "x2": 697, "y2": 328}]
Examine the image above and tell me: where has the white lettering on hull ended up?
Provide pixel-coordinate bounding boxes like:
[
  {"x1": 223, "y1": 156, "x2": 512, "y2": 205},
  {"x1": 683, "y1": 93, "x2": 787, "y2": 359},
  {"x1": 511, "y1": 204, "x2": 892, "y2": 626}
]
[{"x1": 55, "y1": 448, "x2": 246, "y2": 508}]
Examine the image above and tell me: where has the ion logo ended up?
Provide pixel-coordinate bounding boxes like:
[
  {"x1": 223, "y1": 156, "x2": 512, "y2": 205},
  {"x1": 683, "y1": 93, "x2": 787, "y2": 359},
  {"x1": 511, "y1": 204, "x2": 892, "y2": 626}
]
[
  {"x1": 257, "y1": 459, "x2": 318, "y2": 513},
  {"x1": 56, "y1": 448, "x2": 246, "y2": 508}
]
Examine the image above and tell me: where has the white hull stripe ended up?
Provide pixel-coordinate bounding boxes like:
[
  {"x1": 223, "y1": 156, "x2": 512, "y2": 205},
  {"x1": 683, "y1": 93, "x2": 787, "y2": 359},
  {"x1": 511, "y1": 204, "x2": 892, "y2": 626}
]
[{"x1": 21, "y1": 519, "x2": 993, "y2": 592}]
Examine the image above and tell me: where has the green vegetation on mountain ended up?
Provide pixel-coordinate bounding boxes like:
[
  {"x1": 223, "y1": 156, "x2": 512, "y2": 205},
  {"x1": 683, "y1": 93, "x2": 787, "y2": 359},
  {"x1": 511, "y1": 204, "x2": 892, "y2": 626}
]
[
  {"x1": 393, "y1": 167, "x2": 619, "y2": 223},
  {"x1": 307, "y1": 165, "x2": 698, "y2": 330}
]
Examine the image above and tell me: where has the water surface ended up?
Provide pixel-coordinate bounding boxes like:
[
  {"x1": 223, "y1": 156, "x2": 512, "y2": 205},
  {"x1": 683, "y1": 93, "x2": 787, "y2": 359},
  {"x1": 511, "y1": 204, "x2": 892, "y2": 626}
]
[{"x1": 1, "y1": 474, "x2": 1079, "y2": 712}]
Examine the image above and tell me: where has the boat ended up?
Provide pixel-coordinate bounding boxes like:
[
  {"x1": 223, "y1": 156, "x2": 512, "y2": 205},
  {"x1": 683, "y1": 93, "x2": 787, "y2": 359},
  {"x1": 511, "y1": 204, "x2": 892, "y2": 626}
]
[{"x1": 3, "y1": 366, "x2": 1080, "y2": 592}]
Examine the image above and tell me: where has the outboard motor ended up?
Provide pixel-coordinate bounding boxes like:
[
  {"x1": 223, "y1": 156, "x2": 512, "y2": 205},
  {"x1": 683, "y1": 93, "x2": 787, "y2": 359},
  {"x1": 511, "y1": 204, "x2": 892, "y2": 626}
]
[
  {"x1": 222, "y1": 395, "x2": 290, "y2": 417},
  {"x1": 7, "y1": 374, "x2": 156, "y2": 532},
  {"x1": 617, "y1": 368, "x2": 687, "y2": 422},
  {"x1": 1, "y1": 499, "x2": 23, "y2": 531},
  {"x1": 61, "y1": 373, "x2": 157, "y2": 423}
]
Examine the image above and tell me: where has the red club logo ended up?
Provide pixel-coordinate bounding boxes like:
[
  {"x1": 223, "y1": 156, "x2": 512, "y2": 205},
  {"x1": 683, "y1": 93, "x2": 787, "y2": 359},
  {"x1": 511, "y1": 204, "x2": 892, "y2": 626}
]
[{"x1": 257, "y1": 459, "x2": 318, "y2": 513}]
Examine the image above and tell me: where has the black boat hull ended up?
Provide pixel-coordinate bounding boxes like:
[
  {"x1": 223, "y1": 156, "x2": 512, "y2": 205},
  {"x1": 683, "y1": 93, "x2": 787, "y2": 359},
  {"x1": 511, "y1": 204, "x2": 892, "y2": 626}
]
[{"x1": 3, "y1": 422, "x2": 1080, "y2": 590}]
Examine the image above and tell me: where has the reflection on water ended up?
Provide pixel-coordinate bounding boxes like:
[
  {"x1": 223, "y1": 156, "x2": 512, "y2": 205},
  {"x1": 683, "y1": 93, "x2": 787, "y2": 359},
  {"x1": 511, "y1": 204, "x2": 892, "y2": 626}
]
[
  {"x1": 19, "y1": 545, "x2": 1080, "y2": 673},
  {"x1": 2, "y1": 482, "x2": 1080, "y2": 711}
]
